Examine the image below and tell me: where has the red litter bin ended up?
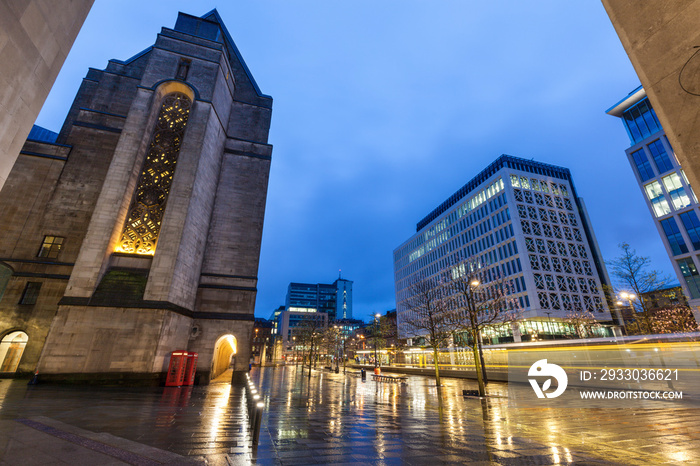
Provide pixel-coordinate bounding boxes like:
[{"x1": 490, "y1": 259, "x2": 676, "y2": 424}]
[
  {"x1": 183, "y1": 352, "x2": 198, "y2": 386},
  {"x1": 165, "y1": 351, "x2": 187, "y2": 387}
]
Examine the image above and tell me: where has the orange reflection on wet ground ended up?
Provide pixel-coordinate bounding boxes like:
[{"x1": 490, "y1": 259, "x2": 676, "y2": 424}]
[{"x1": 251, "y1": 365, "x2": 700, "y2": 465}]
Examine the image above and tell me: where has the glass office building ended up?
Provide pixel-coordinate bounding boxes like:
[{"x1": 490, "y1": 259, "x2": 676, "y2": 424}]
[
  {"x1": 607, "y1": 87, "x2": 700, "y2": 316},
  {"x1": 393, "y1": 155, "x2": 615, "y2": 343}
]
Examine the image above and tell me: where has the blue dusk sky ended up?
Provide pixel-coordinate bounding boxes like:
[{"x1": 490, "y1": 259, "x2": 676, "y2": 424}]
[{"x1": 35, "y1": 2, "x2": 673, "y2": 323}]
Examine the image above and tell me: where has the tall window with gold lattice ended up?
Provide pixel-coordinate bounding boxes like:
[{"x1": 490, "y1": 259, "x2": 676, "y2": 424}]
[{"x1": 116, "y1": 92, "x2": 191, "y2": 255}]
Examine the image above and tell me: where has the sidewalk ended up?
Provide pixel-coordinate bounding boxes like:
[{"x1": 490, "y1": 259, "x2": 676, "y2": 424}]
[{"x1": 0, "y1": 416, "x2": 200, "y2": 465}]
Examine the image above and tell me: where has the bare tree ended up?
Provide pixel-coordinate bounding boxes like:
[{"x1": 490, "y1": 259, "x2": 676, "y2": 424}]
[
  {"x1": 447, "y1": 260, "x2": 519, "y2": 396},
  {"x1": 366, "y1": 313, "x2": 398, "y2": 367},
  {"x1": 295, "y1": 317, "x2": 325, "y2": 378},
  {"x1": 400, "y1": 273, "x2": 451, "y2": 386},
  {"x1": 320, "y1": 326, "x2": 341, "y2": 370},
  {"x1": 564, "y1": 309, "x2": 600, "y2": 338},
  {"x1": 607, "y1": 243, "x2": 673, "y2": 334}
]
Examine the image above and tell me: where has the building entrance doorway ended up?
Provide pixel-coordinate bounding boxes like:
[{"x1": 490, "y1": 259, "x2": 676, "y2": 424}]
[
  {"x1": 0, "y1": 331, "x2": 28, "y2": 372},
  {"x1": 211, "y1": 334, "x2": 237, "y2": 379}
]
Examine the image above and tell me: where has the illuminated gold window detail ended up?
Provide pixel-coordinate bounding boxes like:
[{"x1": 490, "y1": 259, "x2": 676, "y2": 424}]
[{"x1": 116, "y1": 93, "x2": 191, "y2": 255}]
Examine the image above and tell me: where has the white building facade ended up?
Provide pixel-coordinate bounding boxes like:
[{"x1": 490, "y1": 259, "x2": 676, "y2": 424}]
[{"x1": 393, "y1": 155, "x2": 615, "y2": 343}]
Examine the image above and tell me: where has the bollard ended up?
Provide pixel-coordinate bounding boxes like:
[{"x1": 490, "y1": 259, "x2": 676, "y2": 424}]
[
  {"x1": 250, "y1": 394, "x2": 260, "y2": 423},
  {"x1": 361, "y1": 368, "x2": 366, "y2": 381},
  {"x1": 252, "y1": 402, "x2": 264, "y2": 445}
]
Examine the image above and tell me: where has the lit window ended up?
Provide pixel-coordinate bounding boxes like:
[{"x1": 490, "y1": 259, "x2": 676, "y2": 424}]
[
  {"x1": 644, "y1": 181, "x2": 671, "y2": 217},
  {"x1": 681, "y1": 170, "x2": 698, "y2": 202},
  {"x1": 37, "y1": 236, "x2": 64, "y2": 259},
  {"x1": 116, "y1": 93, "x2": 192, "y2": 255},
  {"x1": 677, "y1": 258, "x2": 700, "y2": 299},
  {"x1": 662, "y1": 172, "x2": 691, "y2": 210}
]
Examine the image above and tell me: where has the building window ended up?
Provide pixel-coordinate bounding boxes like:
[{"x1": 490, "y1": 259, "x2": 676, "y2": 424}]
[
  {"x1": 678, "y1": 258, "x2": 700, "y2": 299},
  {"x1": 0, "y1": 263, "x2": 11, "y2": 303},
  {"x1": 631, "y1": 149, "x2": 655, "y2": 182},
  {"x1": 0, "y1": 331, "x2": 28, "y2": 372},
  {"x1": 622, "y1": 98, "x2": 661, "y2": 144},
  {"x1": 115, "y1": 92, "x2": 192, "y2": 255},
  {"x1": 680, "y1": 170, "x2": 698, "y2": 202},
  {"x1": 644, "y1": 181, "x2": 671, "y2": 217},
  {"x1": 662, "y1": 172, "x2": 691, "y2": 210},
  {"x1": 679, "y1": 211, "x2": 700, "y2": 250},
  {"x1": 660, "y1": 217, "x2": 688, "y2": 255},
  {"x1": 37, "y1": 235, "x2": 64, "y2": 259},
  {"x1": 19, "y1": 282, "x2": 41, "y2": 305},
  {"x1": 176, "y1": 59, "x2": 191, "y2": 80},
  {"x1": 648, "y1": 139, "x2": 674, "y2": 174}
]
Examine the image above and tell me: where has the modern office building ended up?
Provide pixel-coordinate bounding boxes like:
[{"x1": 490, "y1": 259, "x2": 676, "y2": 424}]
[
  {"x1": 333, "y1": 318, "x2": 364, "y2": 339},
  {"x1": 602, "y1": 1, "x2": 700, "y2": 200},
  {"x1": 269, "y1": 305, "x2": 285, "y2": 336},
  {"x1": 0, "y1": 10, "x2": 273, "y2": 382},
  {"x1": 278, "y1": 309, "x2": 328, "y2": 350},
  {"x1": 607, "y1": 87, "x2": 700, "y2": 321},
  {"x1": 285, "y1": 277, "x2": 353, "y2": 321},
  {"x1": 393, "y1": 155, "x2": 616, "y2": 343}
]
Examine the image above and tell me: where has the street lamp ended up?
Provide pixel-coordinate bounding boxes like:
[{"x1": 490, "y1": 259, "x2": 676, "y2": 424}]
[
  {"x1": 468, "y1": 279, "x2": 488, "y2": 385},
  {"x1": 616, "y1": 292, "x2": 636, "y2": 334},
  {"x1": 333, "y1": 325, "x2": 340, "y2": 372},
  {"x1": 292, "y1": 336, "x2": 297, "y2": 365},
  {"x1": 374, "y1": 313, "x2": 381, "y2": 374}
]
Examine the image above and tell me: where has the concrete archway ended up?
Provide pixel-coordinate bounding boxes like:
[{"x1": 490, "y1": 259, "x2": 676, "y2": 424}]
[
  {"x1": 0, "y1": 331, "x2": 28, "y2": 372},
  {"x1": 211, "y1": 334, "x2": 237, "y2": 380}
]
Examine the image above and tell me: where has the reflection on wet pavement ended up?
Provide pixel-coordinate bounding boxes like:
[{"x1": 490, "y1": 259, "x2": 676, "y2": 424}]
[
  {"x1": 0, "y1": 366, "x2": 698, "y2": 464},
  {"x1": 253, "y1": 366, "x2": 700, "y2": 465}
]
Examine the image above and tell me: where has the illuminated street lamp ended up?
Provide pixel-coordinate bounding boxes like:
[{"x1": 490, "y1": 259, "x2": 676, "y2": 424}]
[
  {"x1": 333, "y1": 325, "x2": 340, "y2": 372},
  {"x1": 374, "y1": 313, "x2": 381, "y2": 374},
  {"x1": 616, "y1": 291, "x2": 636, "y2": 335},
  {"x1": 468, "y1": 279, "x2": 488, "y2": 385},
  {"x1": 292, "y1": 336, "x2": 297, "y2": 365}
]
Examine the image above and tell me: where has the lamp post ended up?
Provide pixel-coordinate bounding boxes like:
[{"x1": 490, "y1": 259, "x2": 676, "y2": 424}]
[
  {"x1": 342, "y1": 337, "x2": 348, "y2": 373},
  {"x1": 469, "y1": 279, "x2": 488, "y2": 386},
  {"x1": 292, "y1": 336, "x2": 297, "y2": 365},
  {"x1": 544, "y1": 311, "x2": 553, "y2": 338},
  {"x1": 373, "y1": 313, "x2": 381, "y2": 375},
  {"x1": 254, "y1": 328, "x2": 259, "y2": 364},
  {"x1": 616, "y1": 291, "x2": 636, "y2": 335},
  {"x1": 333, "y1": 325, "x2": 340, "y2": 372}
]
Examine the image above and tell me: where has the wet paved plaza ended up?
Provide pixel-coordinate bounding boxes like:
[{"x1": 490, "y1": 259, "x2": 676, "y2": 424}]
[{"x1": 0, "y1": 366, "x2": 699, "y2": 464}]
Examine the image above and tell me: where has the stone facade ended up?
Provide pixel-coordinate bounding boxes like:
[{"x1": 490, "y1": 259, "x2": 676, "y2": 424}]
[
  {"x1": 0, "y1": 10, "x2": 272, "y2": 384},
  {"x1": 0, "y1": 0, "x2": 93, "y2": 191}
]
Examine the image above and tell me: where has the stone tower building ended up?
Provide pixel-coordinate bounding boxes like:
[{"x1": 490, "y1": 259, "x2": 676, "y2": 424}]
[{"x1": 0, "y1": 10, "x2": 272, "y2": 383}]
